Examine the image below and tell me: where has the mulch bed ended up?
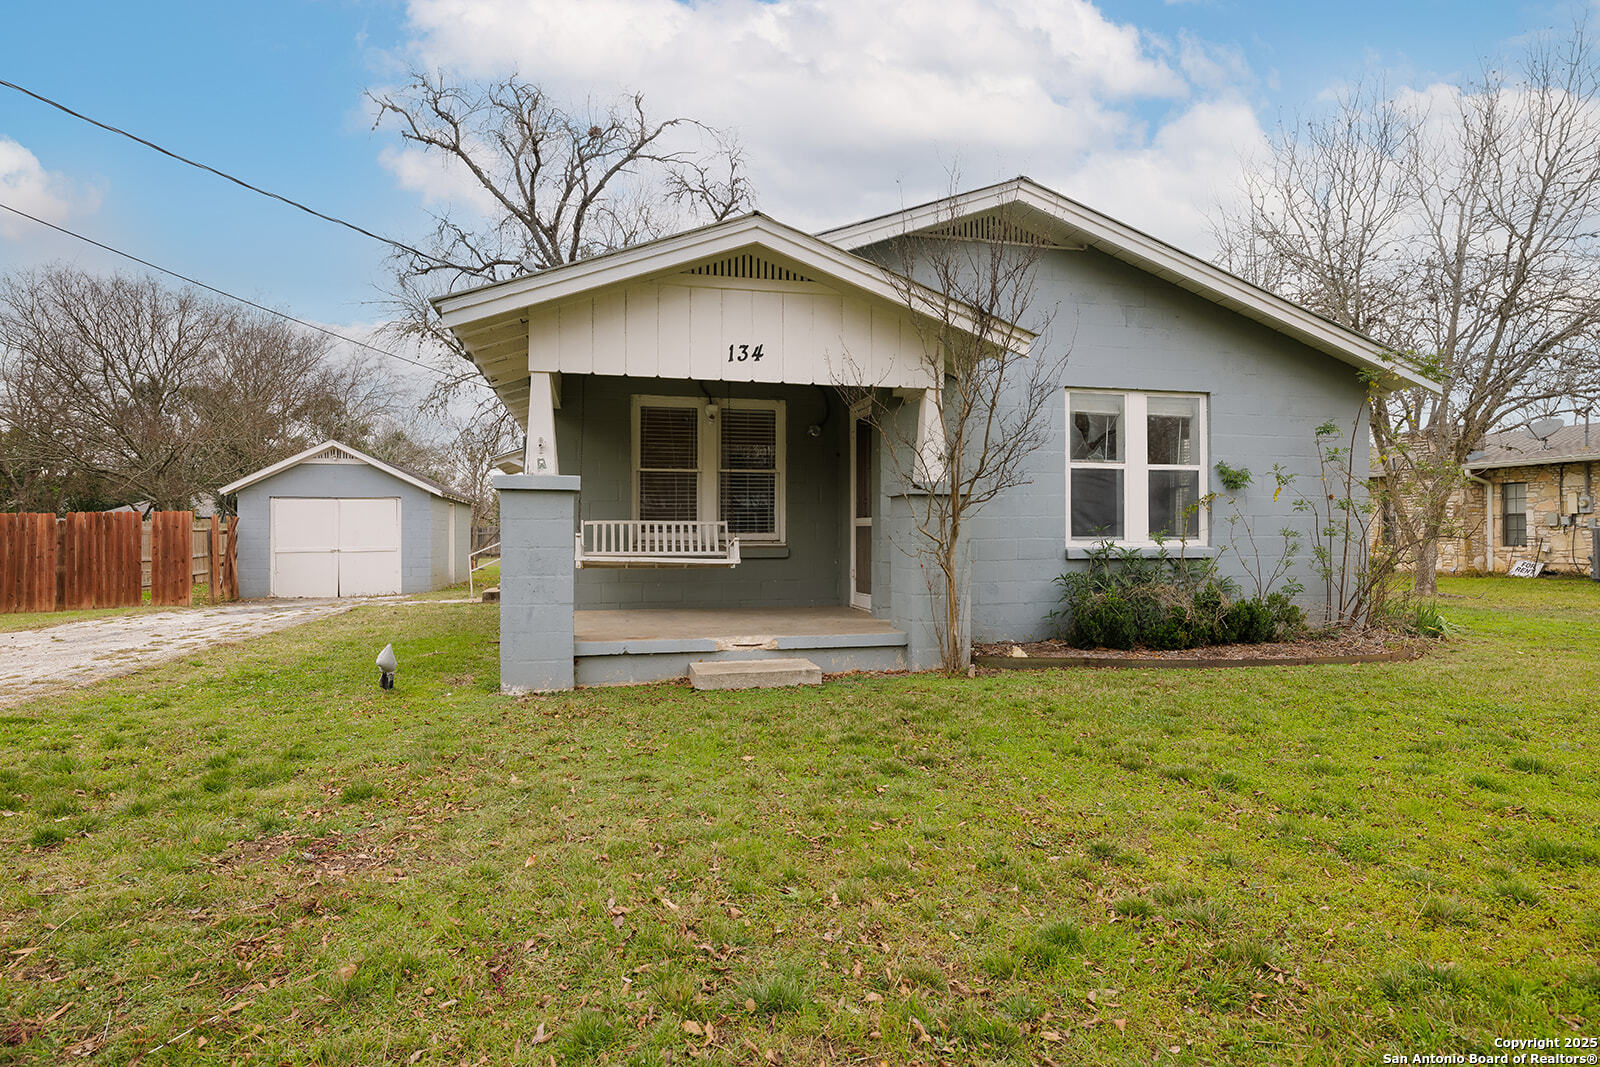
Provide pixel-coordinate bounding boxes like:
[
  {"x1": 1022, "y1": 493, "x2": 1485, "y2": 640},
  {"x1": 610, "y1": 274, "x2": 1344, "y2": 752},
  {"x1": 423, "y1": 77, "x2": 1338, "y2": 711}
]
[{"x1": 973, "y1": 631, "x2": 1429, "y2": 670}]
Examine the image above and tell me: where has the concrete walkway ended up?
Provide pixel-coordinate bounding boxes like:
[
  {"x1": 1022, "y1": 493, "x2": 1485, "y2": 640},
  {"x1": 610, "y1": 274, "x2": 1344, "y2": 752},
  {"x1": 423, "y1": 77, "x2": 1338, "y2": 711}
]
[{"x1": 0, "y1": 600, "x2": 357, "y2": 708}]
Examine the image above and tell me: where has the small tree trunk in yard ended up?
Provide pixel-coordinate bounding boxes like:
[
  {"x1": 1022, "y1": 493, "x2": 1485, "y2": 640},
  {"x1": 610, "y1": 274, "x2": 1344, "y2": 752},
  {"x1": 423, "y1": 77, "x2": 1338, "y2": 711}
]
[{"x1": 1413, "y1": 528, "x2": 1439, "y2": 597}]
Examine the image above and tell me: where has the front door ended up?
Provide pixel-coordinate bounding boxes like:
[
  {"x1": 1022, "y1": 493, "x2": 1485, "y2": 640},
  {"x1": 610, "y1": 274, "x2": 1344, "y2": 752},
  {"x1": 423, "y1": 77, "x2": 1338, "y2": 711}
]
[{"x1": 850, "y1": 413, "x2": 872, "y2": 610}]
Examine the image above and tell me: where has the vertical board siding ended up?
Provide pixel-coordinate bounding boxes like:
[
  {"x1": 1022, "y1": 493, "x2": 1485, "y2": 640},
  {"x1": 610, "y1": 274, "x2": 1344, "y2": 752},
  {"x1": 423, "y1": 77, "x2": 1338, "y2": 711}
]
[
  {"x1": 523, "y1": 279, "x2": 936, "y2": 390},
  {"x1": 0, "y1": 509, "x2": 229, "y2": 614},
  {"x1": 150, "y1": 510, "x2": 195, "y2": 606}
]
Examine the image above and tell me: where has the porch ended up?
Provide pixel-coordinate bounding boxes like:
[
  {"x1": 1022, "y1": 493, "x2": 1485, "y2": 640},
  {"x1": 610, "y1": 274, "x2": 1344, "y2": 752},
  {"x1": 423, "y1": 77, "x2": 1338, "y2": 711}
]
[{"x1": 572, "y1": 605, "x2": 908, "y2": 686}]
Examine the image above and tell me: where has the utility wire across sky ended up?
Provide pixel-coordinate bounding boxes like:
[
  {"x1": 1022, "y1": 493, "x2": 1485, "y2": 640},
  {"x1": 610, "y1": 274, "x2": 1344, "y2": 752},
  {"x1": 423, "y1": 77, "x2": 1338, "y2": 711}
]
[
  {"x1": 0, "y1": 200, "x2": 450, "y2": 381},
  {"x1": 0, "y1": 77, "x2": 447, "y2": 267}
]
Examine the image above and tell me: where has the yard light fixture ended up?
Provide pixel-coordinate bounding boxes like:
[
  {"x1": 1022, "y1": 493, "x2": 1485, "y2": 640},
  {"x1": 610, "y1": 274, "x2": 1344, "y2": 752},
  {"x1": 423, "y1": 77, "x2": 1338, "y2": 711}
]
[{"x1": 376, "y1": 644, "x2": 397, "y2": 690}]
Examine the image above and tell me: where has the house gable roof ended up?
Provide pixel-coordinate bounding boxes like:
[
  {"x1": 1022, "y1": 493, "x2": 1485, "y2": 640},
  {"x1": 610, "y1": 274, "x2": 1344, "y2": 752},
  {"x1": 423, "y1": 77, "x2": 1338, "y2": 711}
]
[
  {"x1": 431, "y1": 213, "x2": 1037, "y2": 424},
  {"x1": 431, "y1": 212, "x2": 1033, "y2": 349},
  {"x1": 817, "y1": 176, "x2": 1442, "y2": 394},
  {"x1": 218, "y1": 440, "x2": 473, "y2": 504}
]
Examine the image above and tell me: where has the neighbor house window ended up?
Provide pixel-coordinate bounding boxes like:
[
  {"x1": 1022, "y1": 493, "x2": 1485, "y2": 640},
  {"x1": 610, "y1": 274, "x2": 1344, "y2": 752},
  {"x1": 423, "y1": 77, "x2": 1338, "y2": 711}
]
[
  {"x1": 1501, "y1": 481, "x2": 1527, "y2": 547},
  {"x1": 633, "y1": 396, "x2": 785, "y2": 542},
  {"x1": 1067, "y1": 390, "x2": 1207, "y2": 544}
]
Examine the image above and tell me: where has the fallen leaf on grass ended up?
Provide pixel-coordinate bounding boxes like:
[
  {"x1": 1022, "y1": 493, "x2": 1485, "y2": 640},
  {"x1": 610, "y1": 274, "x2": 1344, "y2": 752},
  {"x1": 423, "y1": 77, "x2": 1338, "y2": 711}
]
[
  {"x1": 1112, "y1": 1018, "x2": 1127, "y2": 1032},
  {"x1": 336, "y1": 963, "x2": 358, "y2": 981},
  {"x1": 682, "y1": 1020, "x2": 703, "y2": 1035},
  {"x1": 1040, "y1": 1030, "x2": 1062, "y2": 1042},
  {"x1": 531, "y1": 1022, "x2": 550, "y2": 1044}
]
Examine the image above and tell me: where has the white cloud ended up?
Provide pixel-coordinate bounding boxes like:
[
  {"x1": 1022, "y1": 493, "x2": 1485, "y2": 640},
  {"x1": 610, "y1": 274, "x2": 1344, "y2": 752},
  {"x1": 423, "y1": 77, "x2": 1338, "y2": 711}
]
[
  {"x1": 0, "y1": 138, "x2": 101, "y2": 241},
  {"x1": 386, "y1": 0, "x2": 1267, "y2": 255}
]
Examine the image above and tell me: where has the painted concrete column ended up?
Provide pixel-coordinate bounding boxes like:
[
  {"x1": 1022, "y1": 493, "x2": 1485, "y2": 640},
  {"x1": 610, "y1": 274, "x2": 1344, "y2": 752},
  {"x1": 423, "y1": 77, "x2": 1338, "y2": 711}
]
[
  {"x1": 881, "y1": 488, "x2": 971, "y2": 671},
  {"x1": 494, "y1": 473, "x2": 580, "y2": 693}
]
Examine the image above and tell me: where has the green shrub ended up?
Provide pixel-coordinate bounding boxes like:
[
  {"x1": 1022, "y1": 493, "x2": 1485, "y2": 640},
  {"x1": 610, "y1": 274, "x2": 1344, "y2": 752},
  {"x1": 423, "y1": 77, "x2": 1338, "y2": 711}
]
[
  {"x1": 1145, "y1": 603, "x2": 1198, "y2": 650},
  {"x1": 1054, "y1": 542, "x2": 1307, "y2": 650},
  {"x1": 1069, "y1": 591, "x2": 1137, "y2": 650},
  {"x1": 1218, "y1": 598, "x2": 1274, "y2": 644},
  {"x1": 1264, "y1": 592, "x2": 1306, "y2": 640}
]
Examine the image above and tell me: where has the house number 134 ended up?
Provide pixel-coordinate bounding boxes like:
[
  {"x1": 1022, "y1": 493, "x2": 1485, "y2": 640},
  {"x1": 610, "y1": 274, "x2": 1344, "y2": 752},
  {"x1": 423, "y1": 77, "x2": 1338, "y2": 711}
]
[{"x1": 727, "y1": 344, "x2": 765, "y2": 362}]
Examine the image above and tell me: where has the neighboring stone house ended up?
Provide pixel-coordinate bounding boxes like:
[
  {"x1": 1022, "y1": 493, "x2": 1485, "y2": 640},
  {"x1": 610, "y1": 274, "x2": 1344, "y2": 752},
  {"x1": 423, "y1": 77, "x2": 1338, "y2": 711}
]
[{"x1": 1380, "y1": 423, "x2": 1599, "y2": 576}]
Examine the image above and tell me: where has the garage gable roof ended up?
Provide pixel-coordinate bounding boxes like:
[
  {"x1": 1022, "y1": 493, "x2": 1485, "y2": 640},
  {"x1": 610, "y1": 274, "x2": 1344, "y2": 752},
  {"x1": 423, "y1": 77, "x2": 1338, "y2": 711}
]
[
  {"x1": 219, "y1": 440, "x2": 473, "y2": 504},
  {"x1": 817, "y1": 176, "x2": 1442, "y2": 394}
]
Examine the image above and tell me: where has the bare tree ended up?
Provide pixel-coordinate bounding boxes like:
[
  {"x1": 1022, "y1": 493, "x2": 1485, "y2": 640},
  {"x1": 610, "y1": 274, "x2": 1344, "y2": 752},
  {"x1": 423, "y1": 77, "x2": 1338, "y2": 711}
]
[
  {"x1": 443, "y1": 407, "x2": 521, "y2": 532},
  {"x1": 368, "y1": 70, "x2": 756, "y2": 407},
  {"x1": 1214, "y1": 25, "x2": 1600, "y2": 594},
  {"x1": 843, "y1": 202, "x2": 1068, "y2": 671},
  {"x1": 0, "y1": 266, "x2": 387, "y2": 512}
]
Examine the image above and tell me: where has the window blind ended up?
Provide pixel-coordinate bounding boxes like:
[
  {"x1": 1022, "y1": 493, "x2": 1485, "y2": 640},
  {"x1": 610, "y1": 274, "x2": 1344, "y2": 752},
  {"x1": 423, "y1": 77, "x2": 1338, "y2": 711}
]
[
  {"x1": 638, "y1": 406, "x2": 699, "y2": 521},
  {"x1": 720, "y1": 408, "x2": 777, "y2": 535}
]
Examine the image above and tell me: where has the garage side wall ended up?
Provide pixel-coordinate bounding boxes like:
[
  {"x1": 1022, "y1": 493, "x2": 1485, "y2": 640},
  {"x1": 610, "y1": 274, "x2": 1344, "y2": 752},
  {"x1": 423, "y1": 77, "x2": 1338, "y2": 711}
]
[
  {"x1": 426, "y1": 498, "x2": 473, "y2": 588},
  {"x1": 234, "y1": 463, "x2": 437, "y2": 597}
]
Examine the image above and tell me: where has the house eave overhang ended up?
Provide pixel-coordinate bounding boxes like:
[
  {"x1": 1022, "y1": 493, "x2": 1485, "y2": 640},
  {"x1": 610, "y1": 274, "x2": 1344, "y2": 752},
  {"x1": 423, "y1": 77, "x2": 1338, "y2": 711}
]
[
  {"x1": 430, "y1": 212, "x2": 1037, "y2": 389},
  {"x1": 817, "y1": 177, "x2": 1442, "y2": 395},
  {"x1": 1465, "y1": 453, "x2": 1600, "y2": 473}
]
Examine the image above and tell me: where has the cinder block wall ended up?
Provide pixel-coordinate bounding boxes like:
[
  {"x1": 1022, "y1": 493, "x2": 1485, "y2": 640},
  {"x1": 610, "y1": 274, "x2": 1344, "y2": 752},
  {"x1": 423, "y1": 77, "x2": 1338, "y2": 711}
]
[{"x1": 852, "y1": 240, "x2": 1373, "y2": 643}]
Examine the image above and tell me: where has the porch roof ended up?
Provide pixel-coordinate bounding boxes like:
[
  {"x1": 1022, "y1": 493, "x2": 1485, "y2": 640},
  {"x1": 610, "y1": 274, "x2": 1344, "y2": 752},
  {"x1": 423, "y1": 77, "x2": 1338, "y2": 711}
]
[{"x1": 431, "y1": 213, "x2": 1036, "y2": 427}]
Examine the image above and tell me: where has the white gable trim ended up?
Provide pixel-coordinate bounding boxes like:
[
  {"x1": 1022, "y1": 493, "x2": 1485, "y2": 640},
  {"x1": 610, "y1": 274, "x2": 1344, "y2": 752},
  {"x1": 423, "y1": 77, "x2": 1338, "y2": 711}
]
[
  {"x1": 817, "y1": 178, "x2": 1441, "y2": 394},
  {"x1": 219, "y1": 440, "x2": 470, "y2": 503},
  {"x1": 431, "y1": 213, "x2": 1036, "y2": 353}
]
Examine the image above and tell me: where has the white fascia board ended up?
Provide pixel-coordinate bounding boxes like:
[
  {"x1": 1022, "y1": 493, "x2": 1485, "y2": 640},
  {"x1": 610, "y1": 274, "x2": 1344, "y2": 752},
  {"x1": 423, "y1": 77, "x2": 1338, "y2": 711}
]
[
  {"x1": 432, "y1": 214, "x2": 1036, "y2": 352},
  {"x1": 219, "y1": 439, "x2": 471, "y2": 503},
  {"x1": 818, "y1": 178, "x2": 1440, "y2": 394},
  {"x1": 1467, "y1": 453, "x2": 1600, "y2": 472}
]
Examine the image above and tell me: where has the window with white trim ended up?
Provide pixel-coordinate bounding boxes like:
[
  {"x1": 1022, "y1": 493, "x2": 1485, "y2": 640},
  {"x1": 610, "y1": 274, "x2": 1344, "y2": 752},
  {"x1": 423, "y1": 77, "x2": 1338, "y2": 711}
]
[
  {"x1": 1067, "y1": 390, "x2": 1207, "y2": 544},
  {"x1": 633, "y1": 396, "x2": 786, "y2": 542}
]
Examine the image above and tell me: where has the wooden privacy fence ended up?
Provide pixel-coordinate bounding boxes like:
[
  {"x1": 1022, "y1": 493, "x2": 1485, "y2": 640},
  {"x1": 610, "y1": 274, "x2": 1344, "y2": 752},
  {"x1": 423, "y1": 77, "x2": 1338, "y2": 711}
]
[{"x1": 0, "y1": 511, "x2": 239, "y2": 614}]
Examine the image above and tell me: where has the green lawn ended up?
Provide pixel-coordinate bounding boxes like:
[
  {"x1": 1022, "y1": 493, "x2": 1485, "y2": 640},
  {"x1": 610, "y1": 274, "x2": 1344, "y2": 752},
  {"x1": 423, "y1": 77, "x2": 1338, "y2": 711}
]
[{"x1": 1, "y1": 577, "x2": 1597, "y2": 1063}]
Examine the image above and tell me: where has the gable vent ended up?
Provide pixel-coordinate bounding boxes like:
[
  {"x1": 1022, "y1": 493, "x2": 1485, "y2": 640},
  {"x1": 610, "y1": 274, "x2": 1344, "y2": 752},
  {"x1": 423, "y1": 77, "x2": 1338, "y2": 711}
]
[
  {"x1": 924, "y1": 212, "x2": 1062, "y2": 246},
  {"x1": 683, "y1": 253, "x2": 815, "y2": 283},
  {"x1": 304, "y1": 445, "x2": 362, "y2": 463}
]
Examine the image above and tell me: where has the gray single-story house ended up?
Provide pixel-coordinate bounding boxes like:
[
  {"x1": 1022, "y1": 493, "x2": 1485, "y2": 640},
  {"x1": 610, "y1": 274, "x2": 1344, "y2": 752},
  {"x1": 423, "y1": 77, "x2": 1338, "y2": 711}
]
[
  {"x1": 433, "y1": 177, "x2": 1439, "y2": 692},
  {"x1": 220, "y1": 440, "x2": 472, "y2": 598}
]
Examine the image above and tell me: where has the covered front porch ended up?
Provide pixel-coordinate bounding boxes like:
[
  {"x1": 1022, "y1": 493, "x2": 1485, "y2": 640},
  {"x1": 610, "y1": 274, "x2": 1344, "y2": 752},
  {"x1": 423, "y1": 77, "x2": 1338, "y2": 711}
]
[{"x1": 433, "y1": 213, "x2": 1018, "y2": 691}]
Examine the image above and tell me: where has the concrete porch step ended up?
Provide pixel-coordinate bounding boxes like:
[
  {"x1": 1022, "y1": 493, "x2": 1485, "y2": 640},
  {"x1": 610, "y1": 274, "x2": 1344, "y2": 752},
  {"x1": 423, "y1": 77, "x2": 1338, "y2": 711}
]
[
  {"x1": 480, "y1": 587, "x2": 500, "y2": 603},
  {"x1": 689, "y1": 658, "x2": 823, "y2": 691}
]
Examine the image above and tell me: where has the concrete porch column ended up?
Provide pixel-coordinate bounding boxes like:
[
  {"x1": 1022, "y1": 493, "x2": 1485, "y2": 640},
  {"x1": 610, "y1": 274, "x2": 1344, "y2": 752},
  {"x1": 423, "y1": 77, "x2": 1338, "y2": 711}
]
[
  {"x1": 494, "y1": 473, "x2": 580, "y2": 693},
  {"x1": 881, "y1": 488, "x2": 971, "y2": 671}
]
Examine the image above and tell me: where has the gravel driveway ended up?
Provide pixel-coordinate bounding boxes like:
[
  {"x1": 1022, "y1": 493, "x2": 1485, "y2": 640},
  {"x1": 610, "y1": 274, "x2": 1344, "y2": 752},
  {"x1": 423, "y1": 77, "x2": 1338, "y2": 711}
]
[{"x1": 0, "y1": 600, "x2": 358, "y2": 708}]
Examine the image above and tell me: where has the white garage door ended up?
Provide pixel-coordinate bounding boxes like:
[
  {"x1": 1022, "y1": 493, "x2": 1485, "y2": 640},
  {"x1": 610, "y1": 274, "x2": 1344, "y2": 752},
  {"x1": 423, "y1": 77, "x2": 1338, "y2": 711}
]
[{"x1": 270, "y1": 497, "x2": 402, "y2": 597}]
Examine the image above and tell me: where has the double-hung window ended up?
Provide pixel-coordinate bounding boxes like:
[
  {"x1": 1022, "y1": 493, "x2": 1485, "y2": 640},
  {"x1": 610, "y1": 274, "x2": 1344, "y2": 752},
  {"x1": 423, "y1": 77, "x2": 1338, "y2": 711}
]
[
  {"x1": 633, "y1": 396, "x2": 785, "y2": 543},
  {"x1": 1067, "y1": 390, "x2": 1207, "y2": 545},
  {"x1": 1501, "y1": 481, "x2": 1528, "y2": 547}
]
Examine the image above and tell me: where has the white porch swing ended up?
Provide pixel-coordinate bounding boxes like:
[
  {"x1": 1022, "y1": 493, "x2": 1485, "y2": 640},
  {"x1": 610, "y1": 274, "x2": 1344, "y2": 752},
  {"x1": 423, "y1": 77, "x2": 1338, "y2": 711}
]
[{"x1": 575, "y1": 519, "x2": 741, "y2": 568}]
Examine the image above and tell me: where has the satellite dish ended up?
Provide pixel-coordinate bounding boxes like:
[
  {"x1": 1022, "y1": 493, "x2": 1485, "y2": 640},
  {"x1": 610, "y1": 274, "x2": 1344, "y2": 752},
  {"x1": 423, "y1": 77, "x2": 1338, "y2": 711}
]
[{"x1": 1529, "y1": 417, "x2": 1564, "y2": 440}]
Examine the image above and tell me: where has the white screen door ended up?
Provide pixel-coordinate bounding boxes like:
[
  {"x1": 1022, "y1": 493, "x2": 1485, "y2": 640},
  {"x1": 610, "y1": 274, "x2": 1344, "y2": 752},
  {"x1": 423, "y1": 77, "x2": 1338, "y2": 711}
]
[{"x1": 850, "y1": 414, "x2": 872, "y2": 610}]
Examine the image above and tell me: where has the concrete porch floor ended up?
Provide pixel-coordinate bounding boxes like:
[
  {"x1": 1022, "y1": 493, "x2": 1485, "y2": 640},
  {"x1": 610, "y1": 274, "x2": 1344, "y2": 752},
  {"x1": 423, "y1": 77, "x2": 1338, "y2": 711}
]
[{"x1": 573, "y1": 605, "x2": 898, "y2": 643}]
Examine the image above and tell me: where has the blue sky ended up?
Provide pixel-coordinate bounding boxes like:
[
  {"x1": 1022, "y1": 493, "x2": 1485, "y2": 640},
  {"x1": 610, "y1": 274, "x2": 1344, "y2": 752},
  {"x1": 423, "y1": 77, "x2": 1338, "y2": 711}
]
[{"x1": 0, "y1": 0, "x2": 1580, "y2": 349}]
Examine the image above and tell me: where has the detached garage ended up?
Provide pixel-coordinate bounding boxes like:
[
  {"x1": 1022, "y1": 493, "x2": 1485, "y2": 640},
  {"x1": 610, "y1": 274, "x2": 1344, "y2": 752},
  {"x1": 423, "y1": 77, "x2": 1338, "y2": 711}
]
[{"x1": 222, "y1": 441, "x2": 472, "y2": 599}]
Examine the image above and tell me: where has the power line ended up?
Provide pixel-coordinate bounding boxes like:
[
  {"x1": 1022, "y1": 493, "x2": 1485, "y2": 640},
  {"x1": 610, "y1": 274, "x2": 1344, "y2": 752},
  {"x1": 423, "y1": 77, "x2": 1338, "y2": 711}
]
[
  {"x1": 0, "y1": 77, "x2": 446, "y2": 266},
  {"x1": 0, "y1": 200, "x2": 450, "y2": 380}
]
